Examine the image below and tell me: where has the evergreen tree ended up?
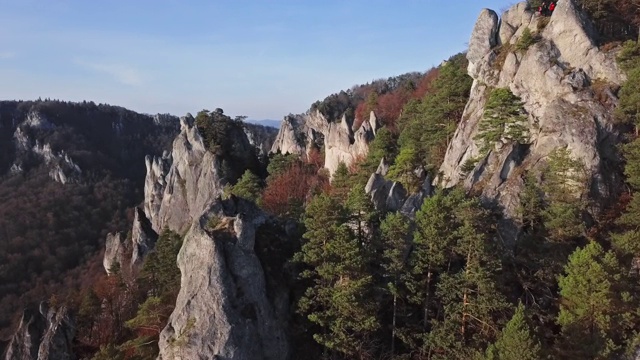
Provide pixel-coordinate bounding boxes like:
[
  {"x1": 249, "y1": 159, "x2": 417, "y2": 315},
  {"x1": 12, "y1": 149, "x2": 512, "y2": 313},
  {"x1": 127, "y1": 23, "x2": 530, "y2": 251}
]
[
  {"x1": 331, "y1": 162, "x2": 351, "y2": 200},
  {"x1": 295, "y1": 194, "x2": 379, "y2": 356},
  {"x1": 613, "y1": 138, "x2": 640, "y2": 254},
  {"x1": 139, "y1": 229, "x2": 182, "y2": 298},
  {"x1": 228, "y1": 169, "x2": 262, "y2": 203},
  {"x1": 556, "y1": 242, "x2": 632, "y2": 358},
  {"x1": 395, "y1": 53, "x2": 472, "y2": 170},
  {"x1": 267, "y1": 153, "x2": 299, "y2": 180},
  {"x1": 541, "y1": 148, "x2": 587, "y2": 241},
  {"x1": 429, "y1": 195, "x2": 508, "y2": 359},
  {"x1": 475, "y1": 88, "x2": 529, "y2": 154},
  {"x1": 517, "y1": 173, "x2": 544, "y2": 230},
  {"x1": 485, "y1": 303, "x2": 541, "y2": 360},
  {"x1": 387, "y1": 146, "x2": 422, "y2": 192},
  {"x1": 380, "y1": 212, "x2": 411, "y2": 355}
]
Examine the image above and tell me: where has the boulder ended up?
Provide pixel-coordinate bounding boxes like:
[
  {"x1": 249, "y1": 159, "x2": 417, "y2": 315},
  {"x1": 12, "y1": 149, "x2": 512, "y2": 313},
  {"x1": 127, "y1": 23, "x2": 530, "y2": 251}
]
[{"x1": 365, "y1": 173, "x2": 407, "y2": 212}]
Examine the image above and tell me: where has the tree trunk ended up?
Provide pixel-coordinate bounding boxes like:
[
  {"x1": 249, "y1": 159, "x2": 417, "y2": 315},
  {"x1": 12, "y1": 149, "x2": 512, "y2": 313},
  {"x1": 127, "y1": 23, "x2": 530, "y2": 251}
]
[
  {"x1": 461, "y1": 250, "x2": 472, "y2": 337},
  {"x1": 423, "y1": 269, "x2": 432, "y2": 330},
  {"x1": 391, "y1": 293, "x2": 397, "y2": 356}
]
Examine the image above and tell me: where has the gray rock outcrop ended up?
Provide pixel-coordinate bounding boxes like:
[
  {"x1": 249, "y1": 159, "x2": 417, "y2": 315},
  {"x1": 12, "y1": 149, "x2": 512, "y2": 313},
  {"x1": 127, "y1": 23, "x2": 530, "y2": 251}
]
[
  {"x1": 438, "y1": 0, "x2": 624, "y2": 236},
  {"x1": 103, "y1": 232, "x2": 126, "y2": 274},
  {"x1": 3, "y1": 305, "x2": 75, "y2": 360},
  {"x1": 157, "y1": 199, "x2": 289, "y2": 360},
  {"x1": 130, "y1": 207, "x2": 158, "y2": 267},
  {"x1": 12, "y1": 114, "x2": 82, "y2": 185},
  {"x1": 271, "y1": 110, "x2": 378, "y2": 176},
  {"x1": 144, "y1": 116, "x2": 227, "y2": 233}
]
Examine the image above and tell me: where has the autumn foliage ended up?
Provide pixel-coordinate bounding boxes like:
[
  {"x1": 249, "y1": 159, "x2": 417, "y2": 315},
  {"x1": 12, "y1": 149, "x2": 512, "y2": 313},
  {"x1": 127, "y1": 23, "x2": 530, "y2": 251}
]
[
  {"x1": 354, "y1": 67, "x2": 440, "y2": 132},
  {"x1": 261, "y1": 155, "x2": 329, "y2": 218}
]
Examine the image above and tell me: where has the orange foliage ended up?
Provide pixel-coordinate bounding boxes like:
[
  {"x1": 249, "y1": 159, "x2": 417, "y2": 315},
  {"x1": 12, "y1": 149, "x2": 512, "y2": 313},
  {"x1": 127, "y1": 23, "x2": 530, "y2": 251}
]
[
  {"x1": 352, "y1": 67, "x2": 441, "y2": 133},
  {"x1": 261, "y1": 163, "x2": 329, "y2": 217},
  {"x1": 413, "y1": 67, "x2": 439, "y2": 99}
]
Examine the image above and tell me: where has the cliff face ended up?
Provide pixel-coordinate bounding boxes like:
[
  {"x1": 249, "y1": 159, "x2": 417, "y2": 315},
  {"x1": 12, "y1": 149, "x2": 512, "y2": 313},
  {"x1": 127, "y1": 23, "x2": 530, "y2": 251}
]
[
  {"x1": 3, "y1": 305, "x2": 75, "y2": 360},
  {"x1": 144, "y1": 116, "x2": 277, "y2": 235},
  {"x1": 271, "y1": 110, "x2": 378, "y2": 176},
  {"x1": 157, "y1": 199, "x2": 289, "y2": 360},
  {"x1": 438, "y1": 0, "x2": 624, "y2": 237},
  {"x1": 143, "y1": 116, "x2": 227, "y2": 234},
  {"x1": 132, "y1": 114, "x2": 288, "y2": 359}
]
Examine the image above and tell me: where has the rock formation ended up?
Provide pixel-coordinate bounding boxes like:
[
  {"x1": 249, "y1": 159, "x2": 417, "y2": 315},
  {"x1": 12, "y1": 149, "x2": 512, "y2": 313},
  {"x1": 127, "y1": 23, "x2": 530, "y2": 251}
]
[
  {"x1": 103, "y1": 232, "x2": 126, "y2": 274},
  {"x1": 143, "y1": 116, "x2": 227, "y2": 234},
  {"x1": 156, "y1": 199, "x2": 289, "y2": 360},
  {"x1": 438, "y1": 0, "x2": 625, "y2": 238},
  {"x1": 130, "y1": 207, "x2": 158, "y2": 267},
  {"x1": 271, "y1": 110, "x2": 378, "y2": 176},
  {"x1": 243, "y1": 123, "x2": 279, "y2": 156},
  {"x1": 3, "y1": 305, "x2": 75, "y2": 360},
  {"x1": 144, "y1": 116, "x2": 277, "y2": 234},
  {"x1": 364, "y1": 158, "x2": 433, "y2": 216}
]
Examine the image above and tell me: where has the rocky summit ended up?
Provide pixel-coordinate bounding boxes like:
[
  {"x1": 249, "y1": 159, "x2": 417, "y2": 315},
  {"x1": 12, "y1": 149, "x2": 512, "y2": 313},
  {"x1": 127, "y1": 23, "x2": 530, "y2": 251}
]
[{"x1": 439, "y1": 0, "x2": 625, "y2": 240}]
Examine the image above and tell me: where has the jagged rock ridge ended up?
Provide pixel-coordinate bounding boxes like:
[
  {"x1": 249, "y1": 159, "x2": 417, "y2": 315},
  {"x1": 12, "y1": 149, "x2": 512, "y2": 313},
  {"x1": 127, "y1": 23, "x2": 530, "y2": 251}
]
[
  {"x1": 271, "y1": 110, "x2": 379, "y2": 176},
  {"x1": 144, "y1": 116, "x2": 277, "y2": 234},
  {"x1": 438, "y1": 0, "x2": 625, "y2": 238}
]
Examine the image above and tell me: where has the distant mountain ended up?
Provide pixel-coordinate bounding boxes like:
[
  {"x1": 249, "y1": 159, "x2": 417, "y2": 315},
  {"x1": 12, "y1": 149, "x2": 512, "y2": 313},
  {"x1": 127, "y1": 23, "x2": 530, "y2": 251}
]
[{"x1": 245, "y1": 119, "x2": 281, "y2": 128}]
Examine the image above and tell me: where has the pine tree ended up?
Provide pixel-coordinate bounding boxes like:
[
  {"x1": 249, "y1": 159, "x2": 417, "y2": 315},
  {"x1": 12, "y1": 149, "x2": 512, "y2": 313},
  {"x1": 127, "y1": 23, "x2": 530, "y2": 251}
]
[
  {"x1": 410, "y1": 189, "x2": 462, "y2": 348},
  {"x1": 407, "y1": 189, "x2": 508, "y2": 358},
  {"x1": 517, "y1": 173, "x2": 544, "y2": 230},
  {"x1": 475, "y1": 88, "x2": 529, "y2": 154},
  {"x1": 139, "y1": 229, "x2": 182, "y2": 297},
  {"x1": 228, "y1": 169, "x2": 262, "y2": 203},
  {"x1": 295, "y1": 194, "x2": 379, "y2": 356},
  {"x1": 541, "y1": 147, "x2": 587, "y2": 241},
  {"x1": 485, "y1": 303, "x2": 541, "y2": 360},
  {"x1": 387, "y1": 146, "x2": 422, "y2": 192},
  {"x1": 430, "y1": 197, "x2": 508, "y2": 359},
  {"x1": 556, "y1": 242, "x2": 629, "y2": 358},
  {"x1": 380, "y1": 212, "x2": 411, "y2": 355},
  {"x1": 331, "y1": 162, "x2": 351, "y2": 200}
]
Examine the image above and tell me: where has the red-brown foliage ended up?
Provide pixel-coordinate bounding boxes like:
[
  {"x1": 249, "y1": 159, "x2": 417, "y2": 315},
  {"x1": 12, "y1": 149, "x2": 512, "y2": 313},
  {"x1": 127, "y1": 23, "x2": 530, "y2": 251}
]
[
  {"x1": 413, "y1": 67, "x2": 439, "y2": 99},
  {"x1": 353, "y1": 67, "x2": 441, "y2": 133},
  {"x1": 261, "y1": 163, "x2": 329, "y2": 217}
]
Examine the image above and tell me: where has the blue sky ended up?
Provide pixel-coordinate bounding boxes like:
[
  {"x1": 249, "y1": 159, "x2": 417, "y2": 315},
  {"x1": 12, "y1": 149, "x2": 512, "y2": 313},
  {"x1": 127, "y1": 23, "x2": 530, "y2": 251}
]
[{"x1": 0, "y1": 0, "x2": 514, "y2": 120}]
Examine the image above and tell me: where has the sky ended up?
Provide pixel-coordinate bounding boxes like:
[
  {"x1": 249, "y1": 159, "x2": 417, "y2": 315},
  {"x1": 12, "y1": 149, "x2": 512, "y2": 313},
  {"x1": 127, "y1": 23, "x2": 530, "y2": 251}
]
[{"x1": 0, "y1": 0, "x2": 515, "y2": 120}]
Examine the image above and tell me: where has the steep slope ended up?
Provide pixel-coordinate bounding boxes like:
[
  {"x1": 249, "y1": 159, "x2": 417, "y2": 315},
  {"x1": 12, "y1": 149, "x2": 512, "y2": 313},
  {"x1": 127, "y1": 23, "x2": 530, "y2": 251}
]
[
  {"x1": 438, "y1": 0, "x2": 625, "y2": 238},
  {"x1": 0, "y1": 100, "x2": 179, "y2": 338}
]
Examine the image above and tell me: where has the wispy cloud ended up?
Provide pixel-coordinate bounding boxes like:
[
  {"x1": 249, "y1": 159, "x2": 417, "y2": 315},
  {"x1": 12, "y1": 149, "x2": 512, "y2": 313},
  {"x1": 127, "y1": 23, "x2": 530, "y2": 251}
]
[
  {"x1": 0, "y1": 51, "x2": 16, "y2": 59},
  {"x1": 74, "y1": 59, "x2": 143, "y2": 86}
]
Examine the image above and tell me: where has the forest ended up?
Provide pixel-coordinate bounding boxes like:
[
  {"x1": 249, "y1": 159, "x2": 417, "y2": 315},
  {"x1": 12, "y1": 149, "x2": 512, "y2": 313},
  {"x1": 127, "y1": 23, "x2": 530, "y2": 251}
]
[
  {"x1": 0, "y1": 100, "x2": 178, "y2": 340},
  {"x1": 7, "y1": 1, "x2": 640, "y2": 359}
]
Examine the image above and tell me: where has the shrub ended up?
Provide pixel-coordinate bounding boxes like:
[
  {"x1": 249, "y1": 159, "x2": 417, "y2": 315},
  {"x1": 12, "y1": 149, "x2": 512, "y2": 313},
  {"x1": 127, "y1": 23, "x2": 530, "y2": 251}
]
[{"x1": 516, "y1": 28, "x2": 538, "y2": 51}]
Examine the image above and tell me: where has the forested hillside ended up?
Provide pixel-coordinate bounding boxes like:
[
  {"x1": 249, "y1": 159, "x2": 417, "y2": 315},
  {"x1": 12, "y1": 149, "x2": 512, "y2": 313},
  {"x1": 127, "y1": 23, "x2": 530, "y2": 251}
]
[{"x1": 0, "y1": 100, "x2": 178, "y2": 339}]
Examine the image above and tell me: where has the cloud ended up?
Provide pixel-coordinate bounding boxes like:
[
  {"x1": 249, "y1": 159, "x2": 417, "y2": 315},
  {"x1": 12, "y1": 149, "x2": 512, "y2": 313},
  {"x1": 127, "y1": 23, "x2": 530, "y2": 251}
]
[
  {"x1": 74, "y1": 59, "x2": 143, "y2": 86},
  {"x1": 0, "y1": 51, "x2": 16, "y2": 59}
]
